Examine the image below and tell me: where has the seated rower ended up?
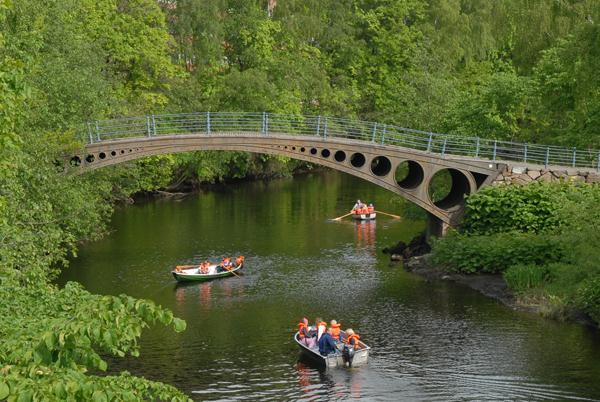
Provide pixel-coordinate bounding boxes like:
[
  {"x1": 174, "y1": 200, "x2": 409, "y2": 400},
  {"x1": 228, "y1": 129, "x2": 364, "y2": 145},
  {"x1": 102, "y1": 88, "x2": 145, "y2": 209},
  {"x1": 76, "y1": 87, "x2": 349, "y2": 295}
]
[
  {"x1": 235, "y1": 256, "x2": 245, "y2": 267},
  {"x1": 218, "y1": 257, "x2": 232, "y2": 272},
  {"x1": 330, "y1": 320, "x2": 341, "y2": 342},
  {"x1": 343, "y1": 328, "x2": 361, "y2": 350},
  {"x1": 367, "y1": 203, "x2": 375, "y2": 214},
  {"x1": 351, "y1": 199, "x2": 364, "y2": 214},
  {"x1": 198, "y1": 261, "x2": 210, "y2": 274},
  {"x1": 297, "y1": 318, "x2": 316, "y2": 348},
  {"x1": 318, "y1": 328, "x2": 338, "y2": 356}
]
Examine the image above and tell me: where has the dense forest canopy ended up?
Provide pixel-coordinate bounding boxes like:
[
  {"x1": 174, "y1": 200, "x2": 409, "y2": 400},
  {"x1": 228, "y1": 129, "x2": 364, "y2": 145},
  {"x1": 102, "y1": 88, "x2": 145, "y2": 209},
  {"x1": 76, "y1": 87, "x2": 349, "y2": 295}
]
[{"x1": 1, "y1": 0, "x2": 599, "y2": 399}]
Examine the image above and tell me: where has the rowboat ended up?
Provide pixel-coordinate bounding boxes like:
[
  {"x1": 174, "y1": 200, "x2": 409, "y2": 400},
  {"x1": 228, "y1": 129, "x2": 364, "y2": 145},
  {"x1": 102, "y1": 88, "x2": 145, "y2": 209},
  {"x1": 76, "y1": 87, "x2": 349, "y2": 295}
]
[
  {"x1": 171, "y1": 261, "x2": 243, "y2": 282},
  {"x1": 294, "y1": 331, "x2": 370, "y2": 368},
  {"x1": 352, "y1": 212, "x2": 376, "y2": 220}
]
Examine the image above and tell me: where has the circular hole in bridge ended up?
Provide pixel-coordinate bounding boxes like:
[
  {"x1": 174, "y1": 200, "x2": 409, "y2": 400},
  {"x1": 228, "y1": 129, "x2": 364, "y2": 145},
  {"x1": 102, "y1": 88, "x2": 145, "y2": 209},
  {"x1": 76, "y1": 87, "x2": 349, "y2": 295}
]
[
  {"x1": 350, "y1": 153, "x2": 366, "y2": 168},
  {"x1": 69, "y1": 156, "x2": 81, "y2": 167},
  {"x1": 292, "y1": 146, "x2": 296, "y2": 151},
  {"x1": 370, "y1": 156, "x2": 392, "y2": 177},
  {"x1": 300, "y1": 147, "x2": 306, "y2": 152},
  {"x1": 321, "y1": 149, "x2": 331, "y2": 158},
  {"x1": 99, "y1": 152, "x2": 106, "y2": 160},
  {"x1": 428, "y1": 168, "x2": 471, "y2": 210},
  {"x1": 110, "y1": 151, "x2": 117, "y2": 157},
  {"x1": 334, "y1": 151, "x2": 346, "y2": 162},
  {"x1": 310, "y1": 148, "x2": 317, "y2": 155},
  {"x1": 395, "y1": 161, "x2": 424, "y2": 189},
  {"x1": 85, "y1": 154, "x2": 95, "y2": 163},
  {"x1": 120, "y1": 150, "x2": 125, "y2": 154}
]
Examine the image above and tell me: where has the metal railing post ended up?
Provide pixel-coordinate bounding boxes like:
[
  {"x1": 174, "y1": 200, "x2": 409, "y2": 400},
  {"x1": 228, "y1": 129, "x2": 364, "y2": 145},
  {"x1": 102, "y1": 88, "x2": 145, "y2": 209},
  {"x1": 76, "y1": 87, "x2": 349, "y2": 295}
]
[
  {"x1": 441, "y1": 137, "x2": 447, "y2": 157},
  {"x1": 95, "y1": 121, "x2": 101, "y2": 142},
  {"x1": 87, "y1": 122, "x2": 94, "y2": 144},
  {"x1": 323, "y1": 117, "x2": 328, "y2": 139},
  {"x1": 572, "y1": 147, "x2": 576, "y2": 168},
  {"x1": 262, "y1": 112, "x2": 266, "y2": 135},
  {"x1": 545, "y1": 147, "x2": 550, "y2": 169},
  {"x1": 371, "y1": 123, "x2": 377, "y2": 143},
  {"x1": 381, "y1": 125, "x2": 386, "y2": 145},
  {"x1": 146, "y1": 116, "x2": 152, "y2": 137},
  {"x1": 524, "y1": 144, "x2": 528, "y2": 163},
  {"x1": 426, "y1": 133, "x2": 433, "y2": 152},
  {"x1": 597, "y1": 151, "x2": 600, "y2": 172},
  {"x1": 492, "y1": 140, "x2": 497, "y2": 161},
  {"x1": 151, "y1": 114, "x2": 157, "y2": 136},
  {"x1": 265, "y1": 113, "x2": 269, "y2": 135},
  {"x1": 475, "y1": 137, "x2": 480, "y2": 158},
  {"x1": 206, "y1": 112, "x2": 211, "y2": 134},
  {"x1": 316, "y1": 116, "x2": 321, "y2": 136}
]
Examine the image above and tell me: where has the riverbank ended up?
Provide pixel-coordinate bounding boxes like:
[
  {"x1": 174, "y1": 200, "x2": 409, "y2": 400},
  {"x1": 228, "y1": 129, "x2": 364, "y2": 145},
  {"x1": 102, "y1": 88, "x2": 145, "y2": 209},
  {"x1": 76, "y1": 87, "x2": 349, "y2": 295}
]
[{"x1": 399, "y1": 253, "x2": 599, "y2": 329}]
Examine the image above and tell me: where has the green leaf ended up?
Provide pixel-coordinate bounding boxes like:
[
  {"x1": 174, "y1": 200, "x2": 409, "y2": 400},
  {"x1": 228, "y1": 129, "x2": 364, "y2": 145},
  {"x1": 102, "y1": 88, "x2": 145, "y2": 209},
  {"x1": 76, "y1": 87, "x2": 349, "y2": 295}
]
[
  {"x1": 92, "y1": 390, "x2": 108, "y2": 402},
  {"x1": 173, "y1": 318, "x2": 186, "y2": 332},
  {"x1": 0, "y1": 382, "x2": 9, "y2": 400}
]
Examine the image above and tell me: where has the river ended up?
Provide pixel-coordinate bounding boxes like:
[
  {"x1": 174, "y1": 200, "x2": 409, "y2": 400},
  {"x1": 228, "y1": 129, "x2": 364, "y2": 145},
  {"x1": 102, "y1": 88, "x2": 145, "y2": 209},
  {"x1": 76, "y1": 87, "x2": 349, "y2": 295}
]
[{"x1": 58, "y1": 171, "x2": 600, "y2": 401}]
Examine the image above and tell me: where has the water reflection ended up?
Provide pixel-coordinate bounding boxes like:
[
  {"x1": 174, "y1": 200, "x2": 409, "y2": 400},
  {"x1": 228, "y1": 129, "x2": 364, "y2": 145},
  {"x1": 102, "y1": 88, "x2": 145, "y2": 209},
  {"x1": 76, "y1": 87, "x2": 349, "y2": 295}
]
[{"x1": 355, "y1": 220, "x2": 376, "y2": 248}]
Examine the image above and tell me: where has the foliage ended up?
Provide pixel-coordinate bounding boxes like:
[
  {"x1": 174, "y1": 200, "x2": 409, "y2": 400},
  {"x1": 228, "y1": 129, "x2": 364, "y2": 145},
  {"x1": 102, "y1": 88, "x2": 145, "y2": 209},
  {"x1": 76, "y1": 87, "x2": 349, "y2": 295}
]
[
  {"x1": 431, "y1": 231, "x2": 564, "y2": 274},
  {"x1": 461, "y1": 182, "x2": 600, "y2": 235},
  {"x1": 577, "y1": 276, "x2": 600, "y2": 324},
  {"x1": 503, "y1": 264, "x2": 549, "y2": 293},
  {"x1": 0, "y1": 278, "x2": 188, "y2": 401},
  {"x1": 435, "y1": 181, "x2": 600, "y2": 325}
]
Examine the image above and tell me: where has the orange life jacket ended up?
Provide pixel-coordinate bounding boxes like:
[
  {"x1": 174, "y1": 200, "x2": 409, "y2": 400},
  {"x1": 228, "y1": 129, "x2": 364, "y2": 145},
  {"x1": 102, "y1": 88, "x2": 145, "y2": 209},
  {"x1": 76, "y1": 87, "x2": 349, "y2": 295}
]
[
  {"x1": 235, "y1": 256, "x2": 244, "y2": 266},
  {"x1": 330, "y1": 323, "x2": 341, "y2": 340},
  {"x1": 345, "y1": 334, "x2": 361, "y2": 350},
  {"x1": 297, "y1": 322, "x2": 307, "y2": 339},
  {"x1": 367, "y1": 206, "x2": 374, "y2": 213},
  {"x1": 362, "y1": 207, "x2": 370, "y2": 214}
]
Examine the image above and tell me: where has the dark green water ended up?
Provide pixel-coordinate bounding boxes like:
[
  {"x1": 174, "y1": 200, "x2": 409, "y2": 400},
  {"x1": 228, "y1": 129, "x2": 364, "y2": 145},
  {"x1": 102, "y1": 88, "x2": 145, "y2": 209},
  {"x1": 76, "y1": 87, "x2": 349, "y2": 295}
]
[{"x1": 59, "y1": 171, "x2": 600, "y2": 401}]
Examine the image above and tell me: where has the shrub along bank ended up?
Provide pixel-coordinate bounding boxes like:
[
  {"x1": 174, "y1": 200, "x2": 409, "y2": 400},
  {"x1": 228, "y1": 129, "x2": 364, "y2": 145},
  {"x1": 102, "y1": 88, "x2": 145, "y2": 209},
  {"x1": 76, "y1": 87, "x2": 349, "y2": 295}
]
[{"x1": 431, "y1": 182, "x2": 600, "y2": 324}]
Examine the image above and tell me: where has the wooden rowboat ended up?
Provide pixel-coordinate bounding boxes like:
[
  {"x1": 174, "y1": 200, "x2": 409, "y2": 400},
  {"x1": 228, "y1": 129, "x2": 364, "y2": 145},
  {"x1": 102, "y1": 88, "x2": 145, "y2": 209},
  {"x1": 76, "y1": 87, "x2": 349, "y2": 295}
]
[
  {"x1": 171, "y1": 262, "x2": 243, "y2": 282},
  {"x1": 294, "y1": 331, "x2": 370, "y2": 368},
  {"x1": 352, "y1": 212, "x2": 376, "y2": 221}
]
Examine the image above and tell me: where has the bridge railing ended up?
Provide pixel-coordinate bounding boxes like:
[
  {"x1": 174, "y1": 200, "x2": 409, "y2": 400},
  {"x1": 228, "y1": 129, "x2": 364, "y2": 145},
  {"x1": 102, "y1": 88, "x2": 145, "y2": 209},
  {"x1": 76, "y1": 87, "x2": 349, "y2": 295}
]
[{"x1": 84, "y1": 112, "x2": 600, "y2": 170}]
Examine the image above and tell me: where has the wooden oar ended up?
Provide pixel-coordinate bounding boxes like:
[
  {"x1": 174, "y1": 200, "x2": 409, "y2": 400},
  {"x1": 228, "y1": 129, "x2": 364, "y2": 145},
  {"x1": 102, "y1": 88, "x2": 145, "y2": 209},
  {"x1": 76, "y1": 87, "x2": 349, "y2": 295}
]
[
  {"x1": 331, "y1": 211, "x2": 354, "y2": 221},
  {"x1": 222, "y1": 264, "x2": 241, "y2": 278},
  {"x1": 375, "y1": 210, "x2": 401, "y2": 219}
]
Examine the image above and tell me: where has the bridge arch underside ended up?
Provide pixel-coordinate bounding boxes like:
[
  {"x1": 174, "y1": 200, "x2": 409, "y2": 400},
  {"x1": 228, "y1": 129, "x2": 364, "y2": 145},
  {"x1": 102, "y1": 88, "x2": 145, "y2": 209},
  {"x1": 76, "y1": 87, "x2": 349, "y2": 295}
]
[{"x1": 73, "y1": 134, "x2": 503, "y2": 225}]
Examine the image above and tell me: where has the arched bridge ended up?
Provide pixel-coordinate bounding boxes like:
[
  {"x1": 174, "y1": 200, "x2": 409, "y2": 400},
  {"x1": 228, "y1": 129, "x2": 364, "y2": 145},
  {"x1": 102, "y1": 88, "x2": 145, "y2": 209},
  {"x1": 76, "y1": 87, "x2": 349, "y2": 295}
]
[{"x1": 72, "y1": 112, "x2": 600, "y2": 234}]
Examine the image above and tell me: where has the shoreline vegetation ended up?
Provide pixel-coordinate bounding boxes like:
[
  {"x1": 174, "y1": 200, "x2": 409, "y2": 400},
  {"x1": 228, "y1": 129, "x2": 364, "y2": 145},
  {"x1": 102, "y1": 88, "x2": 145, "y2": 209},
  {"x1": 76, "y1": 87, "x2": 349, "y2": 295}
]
[
  {"x1": 386, "y1": 181, "x2": 600, "y2": 330},
  {"x1": 2, "y1": 0, "x2": 600, "y2": 399}
]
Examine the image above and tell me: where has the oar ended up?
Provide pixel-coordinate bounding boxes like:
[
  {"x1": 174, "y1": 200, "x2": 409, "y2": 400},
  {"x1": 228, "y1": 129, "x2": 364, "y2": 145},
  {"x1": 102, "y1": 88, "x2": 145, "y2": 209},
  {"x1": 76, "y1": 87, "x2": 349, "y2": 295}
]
[
  {"x1": 223, "y1": 266, "x2": 241, "y2": 278},
  {"x1": 331, "y1": 212, "x2": 354, "y2": 221},
  {"x1": 375, "y1": 210, "x2": 401, "y2": 219}
]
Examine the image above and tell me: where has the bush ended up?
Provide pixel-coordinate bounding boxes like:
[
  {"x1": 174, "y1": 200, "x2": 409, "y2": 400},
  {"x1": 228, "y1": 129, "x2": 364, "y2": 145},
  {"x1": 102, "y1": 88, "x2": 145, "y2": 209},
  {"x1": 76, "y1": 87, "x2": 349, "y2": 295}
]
[
  {"x1": 504, "y1": 264, "x2": 549, "y2": 293},
  {"x1": 431, "y1": 231, "x2": 565, "y2": 274},
  {"x1": 462, "y1": 182, "x2": 599, "y2": 235},
  {"x1": 576, "y1": 276, "x2": 600, "y2": 324}
]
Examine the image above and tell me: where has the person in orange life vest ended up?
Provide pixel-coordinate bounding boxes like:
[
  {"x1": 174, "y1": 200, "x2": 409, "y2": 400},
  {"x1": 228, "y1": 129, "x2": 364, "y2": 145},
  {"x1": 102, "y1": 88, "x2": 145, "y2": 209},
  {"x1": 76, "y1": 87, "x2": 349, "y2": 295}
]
[
  {"x1": 343, "y1": 328, "x2": 361, "y2": 350},
  {"x1": 329, "y1": 320, "x2": 341, "y2": 342},
  {"x1": 297, "y1": 318, "x2": 316, "y2": 348},
  {"x1": 218, "y1": 257, "x2": 232, "y2": 272},
  {"x1": 367, "y1": 203, "x2": 374, "y2": 214},
  {"x1": 235, "y1": 256, "x2": 244, "y2": 266},
  {"x1": 198, "y1": 261, "x2": 209, "y2": 274},
  {"x1": 351, "y1": 199, "x2": 364, "y2": 214}
]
